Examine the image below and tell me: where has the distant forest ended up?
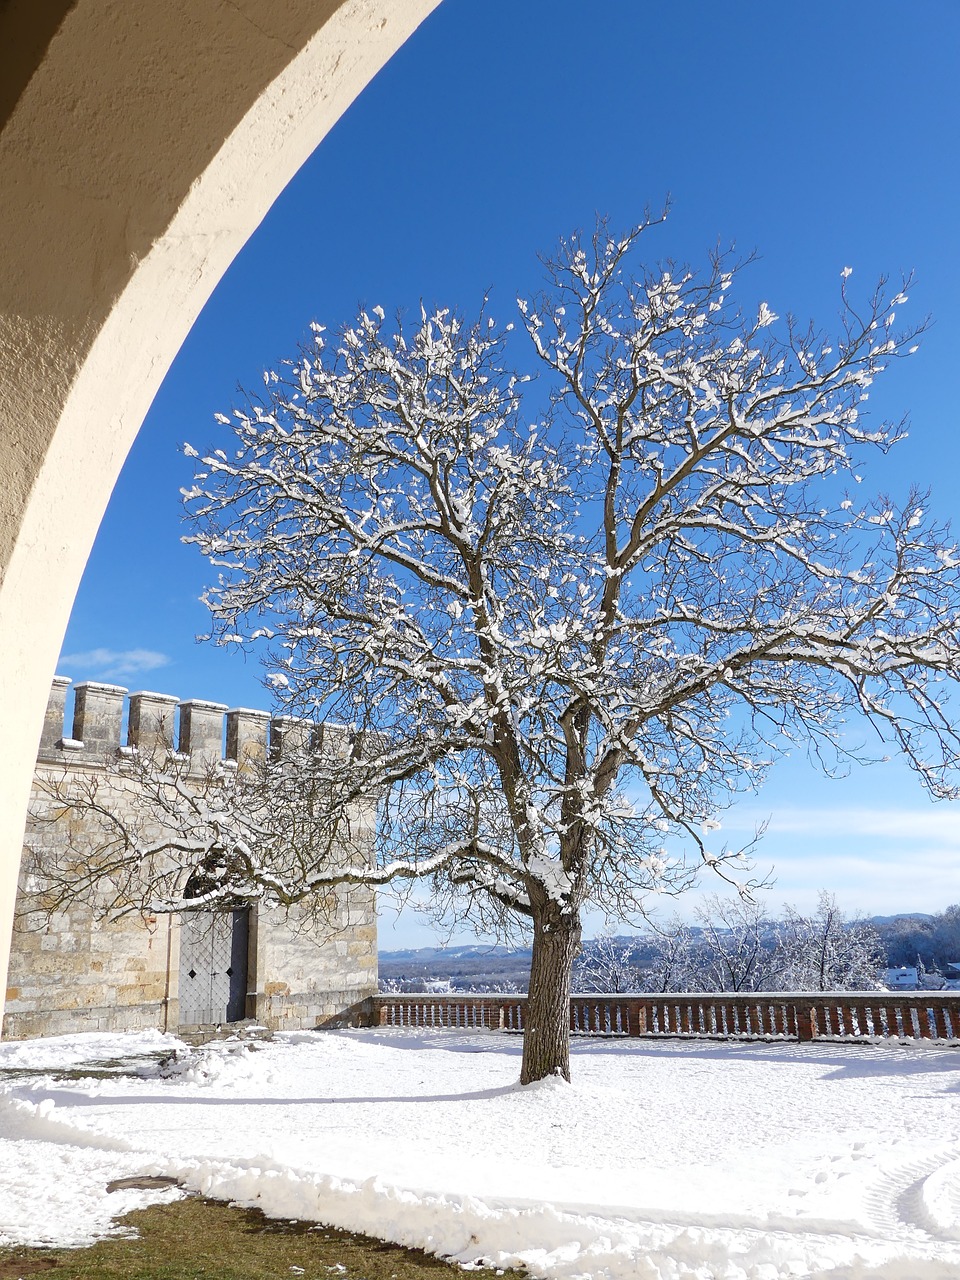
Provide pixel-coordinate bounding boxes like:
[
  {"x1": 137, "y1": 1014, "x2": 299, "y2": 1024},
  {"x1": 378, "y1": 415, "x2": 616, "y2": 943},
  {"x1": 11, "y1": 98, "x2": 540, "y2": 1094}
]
[
  {"x1": 873, "y1": 906, "x2": 960, "y2": 969},
  {"x1": 379, "y1": 907, "x2": 960, "y2": 993}
]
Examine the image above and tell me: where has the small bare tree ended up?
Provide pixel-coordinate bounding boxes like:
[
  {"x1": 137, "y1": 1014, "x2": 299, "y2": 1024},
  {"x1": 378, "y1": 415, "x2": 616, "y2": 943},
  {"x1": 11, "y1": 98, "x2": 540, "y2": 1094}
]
[
  {"x1": 775, "y1": 891, "x2": 885, "y2": 991},
  {"x1": 685, "y1": 895, "x2": 779, "y2": 993},
  {"x1": 38, "y1": 214, "x2": 960, "y2": 1082},
  {"x1": 573, "y1": 934, "x2": 645, "y2": 993},
  {"x1": 641, "y1": 919, "x2": 701, "y2": 993}
]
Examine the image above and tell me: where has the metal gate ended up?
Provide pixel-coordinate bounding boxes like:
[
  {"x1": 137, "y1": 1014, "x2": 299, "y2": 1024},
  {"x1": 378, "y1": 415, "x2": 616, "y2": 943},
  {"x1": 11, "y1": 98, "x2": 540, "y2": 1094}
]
[{"x1": 178, "y1": 909, "x2": 250, "y2": 1025}]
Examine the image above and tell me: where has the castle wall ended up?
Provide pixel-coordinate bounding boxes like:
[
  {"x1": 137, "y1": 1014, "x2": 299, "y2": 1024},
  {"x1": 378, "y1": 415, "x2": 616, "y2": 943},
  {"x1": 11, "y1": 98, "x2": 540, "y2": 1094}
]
[
  {"x1": 2, "y1": 678, "x2": 378, "y2": 1040},
  {"x1": 252, "y1": 895, "x2": 377, "y2": 1031}
]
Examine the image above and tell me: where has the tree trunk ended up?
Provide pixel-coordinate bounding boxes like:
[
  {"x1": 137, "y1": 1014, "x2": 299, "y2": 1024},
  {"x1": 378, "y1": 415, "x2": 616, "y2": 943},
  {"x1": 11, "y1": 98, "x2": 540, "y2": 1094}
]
[{"x1": 520, "y1": 901, "x2": 581, "y2": 1084}]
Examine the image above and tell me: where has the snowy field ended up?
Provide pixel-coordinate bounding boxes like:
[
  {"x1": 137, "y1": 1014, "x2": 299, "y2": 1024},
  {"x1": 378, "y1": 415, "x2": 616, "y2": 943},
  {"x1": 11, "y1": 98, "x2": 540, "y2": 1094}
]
[{"x1": 2, "y1": 1028, "x2": 960, "y2": 1278}]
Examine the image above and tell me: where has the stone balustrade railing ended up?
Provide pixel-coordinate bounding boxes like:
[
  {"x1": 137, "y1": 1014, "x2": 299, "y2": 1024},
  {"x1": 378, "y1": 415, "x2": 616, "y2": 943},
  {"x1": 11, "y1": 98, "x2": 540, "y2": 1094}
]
[{"x1": 365, "y1": 991, "x2": 960, "y2": 1043}]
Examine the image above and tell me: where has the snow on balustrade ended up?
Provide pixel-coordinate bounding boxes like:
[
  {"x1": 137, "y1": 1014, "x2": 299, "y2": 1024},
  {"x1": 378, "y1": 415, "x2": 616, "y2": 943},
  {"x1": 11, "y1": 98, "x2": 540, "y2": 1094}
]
[{"x1": 371, "y1": 991, "x2": 960, "y2": 1045}]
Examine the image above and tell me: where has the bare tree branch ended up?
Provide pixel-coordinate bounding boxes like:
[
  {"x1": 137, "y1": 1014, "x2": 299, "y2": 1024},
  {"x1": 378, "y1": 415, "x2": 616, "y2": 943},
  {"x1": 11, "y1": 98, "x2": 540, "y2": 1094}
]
[{"x1": 39, "y1": 216, "x2": 956, "y2": 1082}]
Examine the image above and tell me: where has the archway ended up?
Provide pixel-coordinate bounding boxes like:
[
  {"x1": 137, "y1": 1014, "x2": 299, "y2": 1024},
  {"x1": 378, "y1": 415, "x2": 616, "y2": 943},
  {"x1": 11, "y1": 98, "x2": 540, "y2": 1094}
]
[{"x1": 0, "y1": 0, "x2": 441, "y2": 1015}]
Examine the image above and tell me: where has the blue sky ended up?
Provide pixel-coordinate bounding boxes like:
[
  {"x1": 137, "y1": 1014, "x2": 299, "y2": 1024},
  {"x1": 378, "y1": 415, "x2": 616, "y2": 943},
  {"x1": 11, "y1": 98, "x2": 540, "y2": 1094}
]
[{"x1": 59, "y1": 1, "x2": 960, "y2": 942}]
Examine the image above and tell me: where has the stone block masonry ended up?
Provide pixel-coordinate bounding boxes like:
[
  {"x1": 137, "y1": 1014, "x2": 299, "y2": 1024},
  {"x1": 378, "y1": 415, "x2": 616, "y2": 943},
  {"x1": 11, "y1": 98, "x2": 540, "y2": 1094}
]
[{"x1": 2, "y1": 677, "x2": 378, "y2": 1040}]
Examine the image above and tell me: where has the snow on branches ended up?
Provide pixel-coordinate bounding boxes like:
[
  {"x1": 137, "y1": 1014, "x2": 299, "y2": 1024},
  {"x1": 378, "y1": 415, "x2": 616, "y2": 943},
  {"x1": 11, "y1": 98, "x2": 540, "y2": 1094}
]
[
  {"x1": 641, "y1": 892, "x2": 885, "y2": 994},
  {"x1": 28, "y1": 737, "x2": 384, "y2": 922},
  {"x1": 184, "y1": 217, "x2": 958, "y2": 934},
  {"x1": 182, "y1": 215, "x2": 960, "y2": 1079}
]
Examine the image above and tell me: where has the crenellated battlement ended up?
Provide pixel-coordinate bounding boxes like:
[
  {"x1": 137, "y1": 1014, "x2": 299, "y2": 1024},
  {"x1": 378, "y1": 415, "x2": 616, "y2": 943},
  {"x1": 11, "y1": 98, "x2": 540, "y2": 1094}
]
[
  {"x1": 9, "y1": 676, "x2": 379, "y2": 1042},
  {"x1": 38, "y1": 676, "x2": 335, "y2": 770}
]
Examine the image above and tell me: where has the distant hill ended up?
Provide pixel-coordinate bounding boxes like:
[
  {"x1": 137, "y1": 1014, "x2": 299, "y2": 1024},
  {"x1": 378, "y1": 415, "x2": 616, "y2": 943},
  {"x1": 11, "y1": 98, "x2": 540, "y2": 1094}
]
[
  {"x1": 867, "y1": 913, "x2": 934, "y2": 925},
  {"x1": 380, "y1": 910, "x2": 960, "y2": 988},
  {"x1": 379, "y1": 945, "x2": 533, "y2": 990},
  {"x1": 869, "y1": 910, "x2": 959, "y2": 969},
  {"x1": 380, "y1": 944, "x2": 526, "y2": 963}
]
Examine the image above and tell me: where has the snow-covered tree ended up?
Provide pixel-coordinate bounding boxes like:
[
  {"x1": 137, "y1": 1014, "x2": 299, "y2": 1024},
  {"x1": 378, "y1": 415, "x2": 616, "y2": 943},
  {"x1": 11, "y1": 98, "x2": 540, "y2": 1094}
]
[
  {"x1": 573, "y1": 934, "x2": 645, "y2": 993},
  {"x1": 684, "y1": 895, "x2": 779, "y2": 993},
  {"x1": 775, "y1": 891, "x2": 885, "y2": 991},
  {"x1": 38, "y1": 214, "x2": 960, "y2": 1082},
  {"x1": 182, "y1": 214, "x2": 960, "y2": 1081},
  {"x1": 629, "y1": 892, "x2": 884, "y2": 993},
  {"x1": 640, "y1": 918, "x2": 701, "y2": 993}
]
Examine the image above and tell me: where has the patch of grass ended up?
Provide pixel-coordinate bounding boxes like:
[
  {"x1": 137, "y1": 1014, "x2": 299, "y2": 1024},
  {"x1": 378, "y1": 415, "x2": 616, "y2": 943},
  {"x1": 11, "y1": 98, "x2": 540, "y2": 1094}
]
[{"x1": 0, "y1": 1194, "x2": 524, "y2": 1279}]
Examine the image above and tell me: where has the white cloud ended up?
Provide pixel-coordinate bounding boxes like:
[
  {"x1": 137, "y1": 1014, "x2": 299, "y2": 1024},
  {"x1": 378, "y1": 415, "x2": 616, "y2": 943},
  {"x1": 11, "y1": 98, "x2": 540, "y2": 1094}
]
[
  {"x1": 684, "y1": 802, "x2": 960, "y2": 919},
  {"x1": 727, "y1": 805, "x2": 960, "y2": 845},
  {"x1": 58, "y1": 647, "x2": 171, "y2": 679}
]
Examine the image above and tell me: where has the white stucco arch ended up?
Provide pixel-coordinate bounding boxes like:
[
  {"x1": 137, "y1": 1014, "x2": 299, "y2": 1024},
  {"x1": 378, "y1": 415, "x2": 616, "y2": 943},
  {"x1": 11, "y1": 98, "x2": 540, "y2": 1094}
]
[{"x1": 0, "y1": 0, "x2": 441, "y2": 1018}]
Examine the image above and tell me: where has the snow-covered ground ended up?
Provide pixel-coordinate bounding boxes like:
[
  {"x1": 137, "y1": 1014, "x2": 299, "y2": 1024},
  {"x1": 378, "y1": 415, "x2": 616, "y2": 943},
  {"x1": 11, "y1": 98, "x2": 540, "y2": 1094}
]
[{"x1": 2, "y1": 1028, "x2": 960, "y2": 1278}]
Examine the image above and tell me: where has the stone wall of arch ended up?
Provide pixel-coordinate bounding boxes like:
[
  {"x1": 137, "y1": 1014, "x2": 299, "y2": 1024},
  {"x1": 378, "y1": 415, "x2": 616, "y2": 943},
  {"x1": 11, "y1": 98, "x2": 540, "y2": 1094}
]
[{"x1": 0, "y1": 0, "x2": 441, "y2": 1023}]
